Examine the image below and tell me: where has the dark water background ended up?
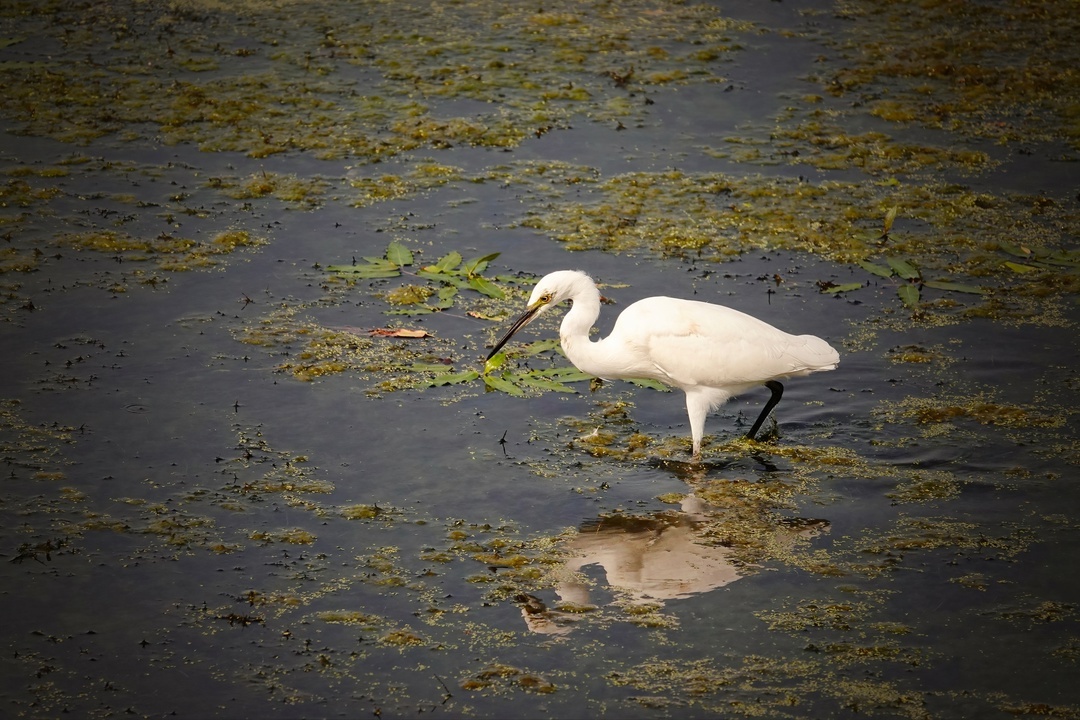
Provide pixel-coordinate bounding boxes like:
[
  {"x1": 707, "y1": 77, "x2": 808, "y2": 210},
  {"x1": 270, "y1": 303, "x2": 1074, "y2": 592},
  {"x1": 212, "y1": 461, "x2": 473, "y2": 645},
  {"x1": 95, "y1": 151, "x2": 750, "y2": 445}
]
[{"x1": 1, "y1": 1, "x2": 1078, "y2": 718}]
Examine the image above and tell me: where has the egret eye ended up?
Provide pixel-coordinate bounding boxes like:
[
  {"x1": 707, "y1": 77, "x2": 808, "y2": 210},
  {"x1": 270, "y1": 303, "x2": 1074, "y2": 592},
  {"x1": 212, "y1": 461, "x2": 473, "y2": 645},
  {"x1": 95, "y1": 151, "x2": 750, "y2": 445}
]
[{"x1": 540, "y1": 293, "x2": 554, "y2": 304}]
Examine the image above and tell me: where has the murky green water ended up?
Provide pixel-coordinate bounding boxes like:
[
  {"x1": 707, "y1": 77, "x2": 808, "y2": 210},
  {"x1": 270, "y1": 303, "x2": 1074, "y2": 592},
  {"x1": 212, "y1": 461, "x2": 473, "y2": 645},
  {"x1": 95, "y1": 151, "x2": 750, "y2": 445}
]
[{"x1": 2, "y1": 0, "x2": 1078, "y2": 717}]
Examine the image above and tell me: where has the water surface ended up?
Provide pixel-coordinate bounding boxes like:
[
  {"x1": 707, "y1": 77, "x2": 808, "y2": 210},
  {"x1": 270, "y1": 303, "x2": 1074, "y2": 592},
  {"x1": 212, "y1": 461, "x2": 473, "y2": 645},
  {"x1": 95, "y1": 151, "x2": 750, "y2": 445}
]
[{"x1": 1, "y1": 1, "x2": 1078, "y2": 718}]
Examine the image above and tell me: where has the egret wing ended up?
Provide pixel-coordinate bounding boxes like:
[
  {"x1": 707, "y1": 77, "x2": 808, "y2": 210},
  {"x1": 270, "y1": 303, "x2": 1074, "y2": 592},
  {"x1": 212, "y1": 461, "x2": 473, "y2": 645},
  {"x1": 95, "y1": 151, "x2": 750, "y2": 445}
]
[{"x1": 613, "y1": 297, "x2": 837, "y2": 388}]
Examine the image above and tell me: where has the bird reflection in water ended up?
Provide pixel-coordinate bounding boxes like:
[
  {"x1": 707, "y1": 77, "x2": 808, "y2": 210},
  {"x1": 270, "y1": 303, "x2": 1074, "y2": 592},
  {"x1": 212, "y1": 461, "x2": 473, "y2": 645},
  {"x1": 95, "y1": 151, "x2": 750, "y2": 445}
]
[{"x1": 517, "y1": 494, "x2": 828, "y2": 635}]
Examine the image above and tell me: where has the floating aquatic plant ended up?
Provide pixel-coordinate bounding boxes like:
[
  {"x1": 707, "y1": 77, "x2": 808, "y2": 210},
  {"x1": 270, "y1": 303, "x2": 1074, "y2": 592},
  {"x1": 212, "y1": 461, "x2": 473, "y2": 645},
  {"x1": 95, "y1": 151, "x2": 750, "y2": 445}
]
[
  {"x1": 322, "y1": 242, "x2": 600, "y2": 395},
  {"x1": 326, "y1": 240, "x2": 516, "y2": 306},
  {"x1": 822, "y1": 255, "x2": 984, "y2": 308},
  {"x1": 475, "y1": 346, "x2": 592, "y2": 396}
]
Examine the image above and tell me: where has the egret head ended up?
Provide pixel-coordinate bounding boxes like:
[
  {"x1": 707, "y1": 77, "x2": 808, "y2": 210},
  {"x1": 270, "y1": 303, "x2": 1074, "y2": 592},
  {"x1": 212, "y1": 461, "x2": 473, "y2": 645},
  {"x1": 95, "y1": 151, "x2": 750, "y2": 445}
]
[{"x1": 485, "y1": 271, "x2": 595, "y2": 361}]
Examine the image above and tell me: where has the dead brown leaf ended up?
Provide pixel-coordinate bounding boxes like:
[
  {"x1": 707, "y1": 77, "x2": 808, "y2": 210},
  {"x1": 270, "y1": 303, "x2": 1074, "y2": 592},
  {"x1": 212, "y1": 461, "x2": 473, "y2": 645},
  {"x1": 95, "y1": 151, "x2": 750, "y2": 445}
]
[{"x1": 368, "y1": 328, "x2": 430, "y2": 339}]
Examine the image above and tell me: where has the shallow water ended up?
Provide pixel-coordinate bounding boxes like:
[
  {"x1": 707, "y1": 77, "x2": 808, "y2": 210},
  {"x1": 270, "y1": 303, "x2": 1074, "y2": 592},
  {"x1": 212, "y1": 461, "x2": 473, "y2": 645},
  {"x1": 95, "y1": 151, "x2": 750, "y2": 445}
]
[{"x1": 2, "y1": 0, "x2": 1079, "y2": 718}]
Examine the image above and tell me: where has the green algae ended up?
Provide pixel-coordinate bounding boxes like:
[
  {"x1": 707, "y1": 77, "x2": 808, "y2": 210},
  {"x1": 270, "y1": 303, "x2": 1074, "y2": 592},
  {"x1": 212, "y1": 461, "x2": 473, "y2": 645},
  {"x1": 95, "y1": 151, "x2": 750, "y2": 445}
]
[
  {"x1": 209, "y1": 171, "x2": 330, "y2": 208},
  {"x1": 342, "y1": 503, "x2": 398, "y2": 521},
  {"x1": 711, "y1": 123, "x2": 997, "y2": 175},
  {"x1": 887, "y1": 343, "x2": 954, "y2": 366},
  {"x1": 506, "y1": 166, "x2": 1077, "y2": 307},
  {"x1": 54, "y1": 228, "x2": 266, "y2": 273},
  {"x1": 0, "y1": 176, "x2": 62, "y2": 207},
  {"x1": 819, "y1": 0, "x2": 1080, "y2": 150},
  {"x1": 350, "y1": 163, "x2": 464, "y2": 207},
  {"x1": 316, "y1": 610, "x2": 381, "y2": 627},
  {"x1": 607, "y1": 654, "x2": 932, "y2": 718},
  {"x1": 991, "y1": 600, "x2": 1075, "y2": 626},
  {"x1": 886, "y1": 471, "x2": 962, "y2": 504},
  {"x1": 877, "y1": 392, "x2": 1066, "y2": 434},
  {"x1": 235, "y1": 305, "x2": 421, "y2": 384},
  {"x1": 0, "y1": 0, "x2": 1074, "y2": 327},
  {"x1": 0, "y1": 398, "x2": 75, "y2": 478},
  {"x1": 233, "y1": 245, "x2": 555, "y2": 391},
  {"x1": 3, "y1": 381, "x2": 1069, "y2": 717},
  {"x1": 249, "y1": 527, "x2": 317, "y2": 544},
  {"x1": 0, "y1": 0, "x2": 751, "y2": 159},
  {"x1": 951, "y1": 572, "x2": 990, "y2": 592},
  {"x1": 0, "y1": 420, "x2": 352, "y2": 566},
  {"x1": 460, "y1": 663, "x2": 557, "y2": 694},
  {"x1": 380, "y1": 628, "x2": 427, "y2": 647},
  {"x1": 857, "y1": 516, "x2": 1034, "y2": 562}
]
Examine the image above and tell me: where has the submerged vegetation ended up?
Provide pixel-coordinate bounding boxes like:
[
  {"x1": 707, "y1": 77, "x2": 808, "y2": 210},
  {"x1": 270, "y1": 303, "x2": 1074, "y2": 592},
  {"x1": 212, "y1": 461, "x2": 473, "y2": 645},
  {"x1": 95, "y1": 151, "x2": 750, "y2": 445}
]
[
  {"x1": 1, "y1": 0, "x2": 1078, "y2": 717},
  {"x1": 0, "y1": 0, "x2": 749, "y2": 158},
  {"x1": 820, "y1": 0, "x2": 1080, "y2": 150},
  {"x1": 57, "y1": 228, "x2": 266, "y2": 273}
]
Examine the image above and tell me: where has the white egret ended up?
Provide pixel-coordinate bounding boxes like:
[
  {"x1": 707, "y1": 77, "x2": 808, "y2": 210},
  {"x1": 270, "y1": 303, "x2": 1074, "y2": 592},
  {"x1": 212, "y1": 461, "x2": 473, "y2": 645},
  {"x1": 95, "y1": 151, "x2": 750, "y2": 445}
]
[{"x1": 486, "y1": 270, "x2": 839, "y2": 459}]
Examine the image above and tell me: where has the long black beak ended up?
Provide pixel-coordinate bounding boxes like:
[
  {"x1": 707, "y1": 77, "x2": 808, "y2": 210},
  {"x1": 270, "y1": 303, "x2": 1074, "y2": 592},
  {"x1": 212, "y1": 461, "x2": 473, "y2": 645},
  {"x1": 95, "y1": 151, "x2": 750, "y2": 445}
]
[{"x1": 486, "y1": 304, "x2": 542, "y2": 361}]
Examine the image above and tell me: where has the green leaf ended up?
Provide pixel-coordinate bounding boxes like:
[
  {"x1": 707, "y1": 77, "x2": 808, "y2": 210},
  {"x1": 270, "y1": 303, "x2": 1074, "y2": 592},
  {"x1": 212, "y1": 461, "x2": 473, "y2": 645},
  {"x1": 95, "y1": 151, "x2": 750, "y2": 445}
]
[
  {"x1": 432, "y1": 285, "x2": 458, "y2": 309},
  {"x1": 328, "y1": 266, "x2": 402, "y2": 279},
  {"x1": 522, "y1": 338, "x2": 562, "y2": 356},
  {"x1": 467, "y1": 276, "x2": 505, "y2": 299},
  {"x1": 1038, "y1": 251, "x2": 1080, "y2": 268},
  {"x1": 886, "y1": 257, "x2": 921, "y2": 280},
  {"x1": 882, "y1": 205, "x2": 898, "y2": 235},
  {"x1": 897, "y1": 284, "x2": 921, "y2": 308},
  {"x1": 857, "y1": 260, "x2": 894, "y2": 279},
  {"x1": 327, "y1": 255, "x2": 401, "y2": 278},
  {"x1": 462, "y1": 252, "x2": 500, "y2": 277},
  {"x1": 429, "y1": 370, "x2": 480, "y2": 387},
  {"x1": 417, "y1": 269, "x2": 468, "y2": 287},
  {"x1": 492, "y1": 274, "x2": 538, "y2": 285},
  {"x1": 824, "y1": 282, "x2": 864, "y2": 294},
  {"x1": 539, "y1": 367, "x2": 593, "y2": 382},
  {"x1": 483, "y1": 352, "x2": 508, "y2": 374},
  {"x1": 1004, "y1": 261, "x2": 1039, "y2": 274},
  {"x1": 386, "y1": 241, "x2": 413, "y2": 267},
  {"x1": 484, "y1": 375, "x2": 526, "y2": 396},
  {"x1": 328, "y1": 258, "x2": 396, "y2": 270},
  {"x1": 429, "y1": 251, "x2": 462, "y2": 273},
  {"x1": 517, "y1": 375, "x2": 577, "y2": 393},
  {"x1": 410, "y1": 362, "x2": 454, "y2": 372},
  {"x1": 923, "y1": 280, "x2": 984, "y2": 294},
  {"x1": 997, "y1": 242, "x2": 1032, "y2": 259}
]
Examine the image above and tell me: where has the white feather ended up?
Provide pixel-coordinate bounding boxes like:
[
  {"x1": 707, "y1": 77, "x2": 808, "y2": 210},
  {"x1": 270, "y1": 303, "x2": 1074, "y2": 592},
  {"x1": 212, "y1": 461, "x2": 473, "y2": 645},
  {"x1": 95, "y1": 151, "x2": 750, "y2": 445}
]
[{"x1": 491, "y1": 270, "x2": 839, "y2": 458}]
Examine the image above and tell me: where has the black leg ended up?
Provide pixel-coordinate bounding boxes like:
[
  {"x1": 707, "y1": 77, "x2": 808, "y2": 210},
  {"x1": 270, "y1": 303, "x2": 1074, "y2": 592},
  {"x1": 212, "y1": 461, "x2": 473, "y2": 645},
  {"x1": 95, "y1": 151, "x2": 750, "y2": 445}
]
[{"x1": 746, "y1": 380, "x2": 784, "y2": 440}]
